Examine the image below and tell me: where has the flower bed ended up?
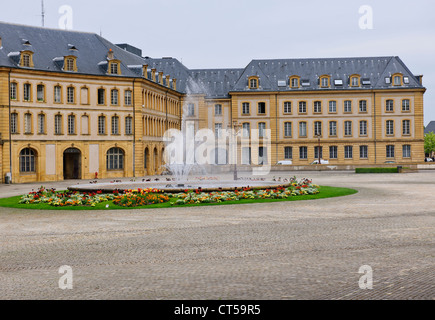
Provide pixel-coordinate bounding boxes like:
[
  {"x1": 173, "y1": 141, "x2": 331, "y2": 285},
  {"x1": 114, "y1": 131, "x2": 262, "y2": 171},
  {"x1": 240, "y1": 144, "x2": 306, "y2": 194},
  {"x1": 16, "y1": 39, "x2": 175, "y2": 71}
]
[
  {"x1": 18, "y1": 177, "x2": 320, "y2": 209},
  {"x1": 172, "y1": 178, "x2": 319, "y2": 206},
  {"x1": 19, "y1": 187, "x2": 116, "y2": 207},
  {"x1": 113, "y1": 188, "x2": 170, "y2": 207}
]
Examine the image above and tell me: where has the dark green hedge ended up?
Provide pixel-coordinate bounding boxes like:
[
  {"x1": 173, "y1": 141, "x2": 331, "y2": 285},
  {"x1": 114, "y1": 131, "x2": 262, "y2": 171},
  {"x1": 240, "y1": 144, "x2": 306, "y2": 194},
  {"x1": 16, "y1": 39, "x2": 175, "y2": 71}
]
[{"x1": 355, "y1": 167, "x2": 398, "y2": 173}]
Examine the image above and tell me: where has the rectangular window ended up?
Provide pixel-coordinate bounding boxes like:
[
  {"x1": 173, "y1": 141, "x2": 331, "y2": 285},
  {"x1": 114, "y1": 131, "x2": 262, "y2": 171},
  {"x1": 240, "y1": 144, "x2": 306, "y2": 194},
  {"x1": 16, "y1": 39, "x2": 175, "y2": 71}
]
[
  {"x1": 215, "y1": 104, "x2": 222, "y2": 115},
  {"x1": 314, "y1": 121, "x2": 322, "y2": 136},
  {"x1": 125, "y1": 90, "x2": 132, "y2": 106},
  {"x1": 329, "y1": 101, "x2": 336, "y2": 113},
  {"x1": 403, "y1": 120, "x2": 410, "y2": 135},
  {"x1": 258, "y1": 122, "x2": 266, "y2": 137},
  {"x1": 386, "y1": 145, "x2": 395, "y2": 158},
  {"x1": 284, "y1": 147, "x2": 292, "y2": 160},
  {"x1": 258, "y1": 147, "x2": 267, "y2": 165},
  {"x1": 344, "y1": 146, "x2": 353, "y2": 159},
  {"x1": 55, "y1": 114, "x2": 62, "y2": 134},
  {"x1": 299, "y1": 101, "x2": 307, "y2": 113},
  {"x1": 214, "y1": 123, "x2": 222, "y2": 138},
  {"x1": 111, "y1": 89, "x2": 119, "y2": 105},
  {"x1": 321, "y1": 77, "x2": 329, "y2": 88},
  {"x1": 81, "y1": 115, "x2": 89, "y2": 135},
  {"x1": 284, "y1": 122, "x2": 292, "y2": 137},
  {"x1": 66, "y1": 58, "x2": 74, "y2": 71},
  {"x1": 314, "y1": 146, "x2": 323, "y2": 160},
  {"x1": 258, "y1": 102, "x2": 266, "y2": 114},
  {"x1": 36, "y1": 85, "x2": 44, "y2": 102},
  {"x1": 329, "y1": 121, "x2": 337, "y2": 136},
  {"x1": 125, "y1": 117, "x2": 133, "y2": 135},
  {"x1": 23, "y1": 83, "x2": 31, "y2": 101},
  {"x1": 242, "y1": 147, "x2": 251, "y2": 165},
  {"x1": 110, "y1": 63, "x2": 119, "y2": 75},
  {"x1": 329, "y1": 146, "x2": 338, "y2": 159},
  {"x1": 98, "y1": 116, "x2": 106, "y2": 135},
  {"x1": 111, "y1": 116, "x2": 119, "y2": 135},
  {"x1": 54, "y1": 86, "x2": 62, "y2": 103},
  {"x1": 283, "y1": 102, "x2": 292, "y2": 114},
  {"x1": 22, "y1": 54, "x2": 30, "y2": 67},
  {"x1": 67, "y1": 87, "x2": 75, "y2": 103},
  {"x1": 299, "y1": 146, "x2": 308, "y2": 160},
  {"x1": 80, "y1": 87, "x2": 89, "y2": 105},
  {"x1": 299, "y1": 122, "x2": 307, "y2": 137},
  {"x1": 360, "y1": 145, "x2": 368, "y2": 159},
  {"x1": 187, "y1": 103, "x2": 195, "y2": 116},
  {"x1": 386, "y1": 99, "x2": 394, "y2": 112},
  {"x1": 11, "y1": 113, "x2": 18, "y2": 134},
  {"x1": 344, "y1": 100, "x2": 352, "y2": 113},
  {"x1": 98, "y1": 89, "x2": 105, "y2": 105},
  {"x1": 68, "y1": 115, "x2": 75, "y2": 134},
  {"x1": 242, "y1": 122, "x2": 250, "y2": 138},
  {"x1": 344, "y1": 121, "x2": 352, "y2": 136},
  {"x1": 402, "y1": 99, "x2": 410, "y2": 111},
  {"x1": 360, "y1": 120, "x2": 368, "y2": 136},
  {"x1": 291, "y1": 78, "x2": 299, "y2": 88},
  {"x1": 386, "y1": 120, "x2": 394, "y2": 136},
  {"x1": 359, "y1": 100, "x2": 367, "y2": 112},
  {"x1": 24, "y1": 113, "x2": 32, "y2": 134},
  {"x1": 242, "y1": 102, "x2": 250, "y2": 115},
  {"x1": 38, "y1": 114, "x2": 45, "y2": 134},
  {"x1": 403, "y1": 145, "x2": 411, "y2": 158},
  {"x1": 313, "y1": 101, "x2": 322, "y2": 113},
  {"x1": 10, "y1": 83, "x2": 17, "y2": 100}
]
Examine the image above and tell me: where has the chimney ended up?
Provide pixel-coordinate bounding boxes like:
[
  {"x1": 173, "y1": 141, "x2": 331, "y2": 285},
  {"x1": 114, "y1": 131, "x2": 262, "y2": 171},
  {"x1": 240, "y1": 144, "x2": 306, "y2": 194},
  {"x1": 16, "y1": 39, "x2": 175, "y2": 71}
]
[
  {"x1": 143, "y1": 64, "x2": 148, "y2": 79},
  {"x1": 159, "y1": 72, "x2": 163, "y2": 85},
  {"x1": 108, "y1": 49, "x2": 114, "y2": 60},
  {"x1": 172, "y1": 78, "x2": 177, "y2": 91},
  {"x1": 151, "y1": 68, "x2": 156, "y2": 82},
  {"x1": 166, "y1": 75, "x2": 170, "y2": 87}
]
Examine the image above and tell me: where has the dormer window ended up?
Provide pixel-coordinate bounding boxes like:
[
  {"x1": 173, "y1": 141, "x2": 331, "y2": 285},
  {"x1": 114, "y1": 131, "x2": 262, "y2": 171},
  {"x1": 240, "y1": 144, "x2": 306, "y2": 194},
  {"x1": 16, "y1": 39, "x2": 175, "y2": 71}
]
[
  {"x1": 289, "y1": 76, "x2": 300, "y2": 88},
  {"x1": 319, "y1": 75, "x2": 330, "y2": 88},
  {"x1": 20, "y1": 51, "x2": 34, "y2": 68},
  {"x1": 350, "y1": 75, "x2": 361, "y2": 87},
  {"x1": 109, "y1": 61, "x2": 120, "y2": 75},
  {"x1": 248, "y1": 76, "x2": 259, "y2": 89},
  {"x1": 393, "y1": 74, "x2": 403, "y2": 86},
  {"x1": 64, "y1": 56, "x2": 77, "y2": 72}
]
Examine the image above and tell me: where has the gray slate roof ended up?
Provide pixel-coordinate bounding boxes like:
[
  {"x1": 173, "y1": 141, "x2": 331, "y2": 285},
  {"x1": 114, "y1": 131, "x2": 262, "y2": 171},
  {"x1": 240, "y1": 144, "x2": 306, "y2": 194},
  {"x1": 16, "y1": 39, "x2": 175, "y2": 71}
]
[
  {"x1": 232, "y1": 57, "x2": 424, "y2": 92},
  {"x1": 424, "y1": 121, "x2": 435, "y2": 134},
  {"x1": 0, "y1": 21, "x2": 147, "y2": 78}
]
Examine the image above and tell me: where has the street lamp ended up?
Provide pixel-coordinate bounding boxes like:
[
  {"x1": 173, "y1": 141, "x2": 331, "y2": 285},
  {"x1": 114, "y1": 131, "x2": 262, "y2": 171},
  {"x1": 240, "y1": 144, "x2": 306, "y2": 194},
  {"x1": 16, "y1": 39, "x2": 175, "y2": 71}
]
[
  {"x1": 229, "y1": 120, "x2": 241, "y2": 180},
  {"x1": 315, "y1": 133, "x2": 321, "y2": 164}
]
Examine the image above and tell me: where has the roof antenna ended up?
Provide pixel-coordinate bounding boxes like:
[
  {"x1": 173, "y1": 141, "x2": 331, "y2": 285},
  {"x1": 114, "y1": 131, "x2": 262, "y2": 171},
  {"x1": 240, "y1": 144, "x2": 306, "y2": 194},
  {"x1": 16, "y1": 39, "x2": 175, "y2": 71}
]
[{"x1": 41, "y1": 0, "x2": 45, "y2": 27}]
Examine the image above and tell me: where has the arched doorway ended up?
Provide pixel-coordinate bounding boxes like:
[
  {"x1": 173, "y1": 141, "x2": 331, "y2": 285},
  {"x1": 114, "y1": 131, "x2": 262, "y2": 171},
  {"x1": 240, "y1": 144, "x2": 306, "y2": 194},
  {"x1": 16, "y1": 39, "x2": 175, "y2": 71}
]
[{"x1": 63, "y1": 148, "x2": 82, "y2": 180}]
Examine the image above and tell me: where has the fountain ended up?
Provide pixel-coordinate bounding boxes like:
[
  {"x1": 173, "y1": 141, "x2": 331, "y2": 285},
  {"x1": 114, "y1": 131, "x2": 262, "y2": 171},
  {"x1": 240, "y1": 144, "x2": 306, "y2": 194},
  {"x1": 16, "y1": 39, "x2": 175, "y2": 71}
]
[{"x1": 68, "y1": 78, "x2": 288, "y2": 194}]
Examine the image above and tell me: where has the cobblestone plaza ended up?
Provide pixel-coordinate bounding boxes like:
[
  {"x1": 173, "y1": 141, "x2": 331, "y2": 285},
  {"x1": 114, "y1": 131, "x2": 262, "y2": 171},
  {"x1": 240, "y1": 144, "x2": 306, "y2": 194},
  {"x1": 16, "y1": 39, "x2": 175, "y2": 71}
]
[{"x1": 0, "y1": 170, "x2": 433, "y2": 300}]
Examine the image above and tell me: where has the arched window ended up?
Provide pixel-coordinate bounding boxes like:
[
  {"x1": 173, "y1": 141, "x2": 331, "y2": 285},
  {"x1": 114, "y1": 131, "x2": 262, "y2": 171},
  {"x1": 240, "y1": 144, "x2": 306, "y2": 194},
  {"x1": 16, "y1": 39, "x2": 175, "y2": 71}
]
[
  {"x1": 20, "y1": 148, "x2": 36, "y2": 172},
  {"x1": 106, "y1": 147, "x2": 124, "y2": 170}
]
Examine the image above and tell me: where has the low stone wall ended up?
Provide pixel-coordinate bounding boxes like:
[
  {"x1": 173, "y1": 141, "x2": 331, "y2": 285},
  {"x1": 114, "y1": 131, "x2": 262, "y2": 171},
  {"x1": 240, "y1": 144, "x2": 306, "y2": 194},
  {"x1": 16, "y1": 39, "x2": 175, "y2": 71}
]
[{"x1": 201, "y1": 164, "x2": 420, "y2": 174}]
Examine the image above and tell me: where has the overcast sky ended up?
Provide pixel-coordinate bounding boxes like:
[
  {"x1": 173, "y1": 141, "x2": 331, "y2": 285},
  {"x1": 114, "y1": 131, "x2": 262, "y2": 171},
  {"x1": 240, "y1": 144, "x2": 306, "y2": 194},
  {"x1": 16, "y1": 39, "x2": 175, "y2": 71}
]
[{"x1": 1, "y1": 0, "x2": 434, "y2": 125}]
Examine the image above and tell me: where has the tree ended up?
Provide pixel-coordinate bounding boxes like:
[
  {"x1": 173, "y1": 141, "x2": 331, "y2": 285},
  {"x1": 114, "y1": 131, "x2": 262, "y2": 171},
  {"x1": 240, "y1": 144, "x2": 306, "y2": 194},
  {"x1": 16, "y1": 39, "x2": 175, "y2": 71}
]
[{"x1": 424, "y1": 132, "x2": 435, "y2": 156}]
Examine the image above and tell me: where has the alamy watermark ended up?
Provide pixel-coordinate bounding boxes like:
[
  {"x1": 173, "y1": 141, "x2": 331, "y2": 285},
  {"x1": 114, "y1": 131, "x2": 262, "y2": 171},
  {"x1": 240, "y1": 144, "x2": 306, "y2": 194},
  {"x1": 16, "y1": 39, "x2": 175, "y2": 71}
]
[
  {"x1": 163, "y1": 124, "x2": 272, "y2": 176},
  {"x1": 59, "y1": 265, "x2": 73, "y2": 290},
  {"x1": 58, "y1": 5, "x2": 73, "y2": 30},
  {"x1": 359, "y1": 5, "x2": 374, "y2": 30},
  {"x1": 359, "y1": 265, "x2": 373, "y2": 290}
]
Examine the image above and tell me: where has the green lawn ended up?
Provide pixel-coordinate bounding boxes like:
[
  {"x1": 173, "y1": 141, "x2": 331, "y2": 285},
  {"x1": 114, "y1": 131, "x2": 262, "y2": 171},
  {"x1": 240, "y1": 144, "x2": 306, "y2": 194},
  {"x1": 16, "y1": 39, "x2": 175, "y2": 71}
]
[{"x1": 0, "y1": 186, "x2": 357, "y2": 211}]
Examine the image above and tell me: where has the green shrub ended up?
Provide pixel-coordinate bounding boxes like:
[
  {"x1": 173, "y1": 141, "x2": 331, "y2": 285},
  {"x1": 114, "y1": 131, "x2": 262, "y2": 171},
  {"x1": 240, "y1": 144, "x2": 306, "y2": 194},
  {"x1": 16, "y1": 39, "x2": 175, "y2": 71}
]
[{"x1": 355, "y1": 167, "x2": 398, "y2": 174}]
